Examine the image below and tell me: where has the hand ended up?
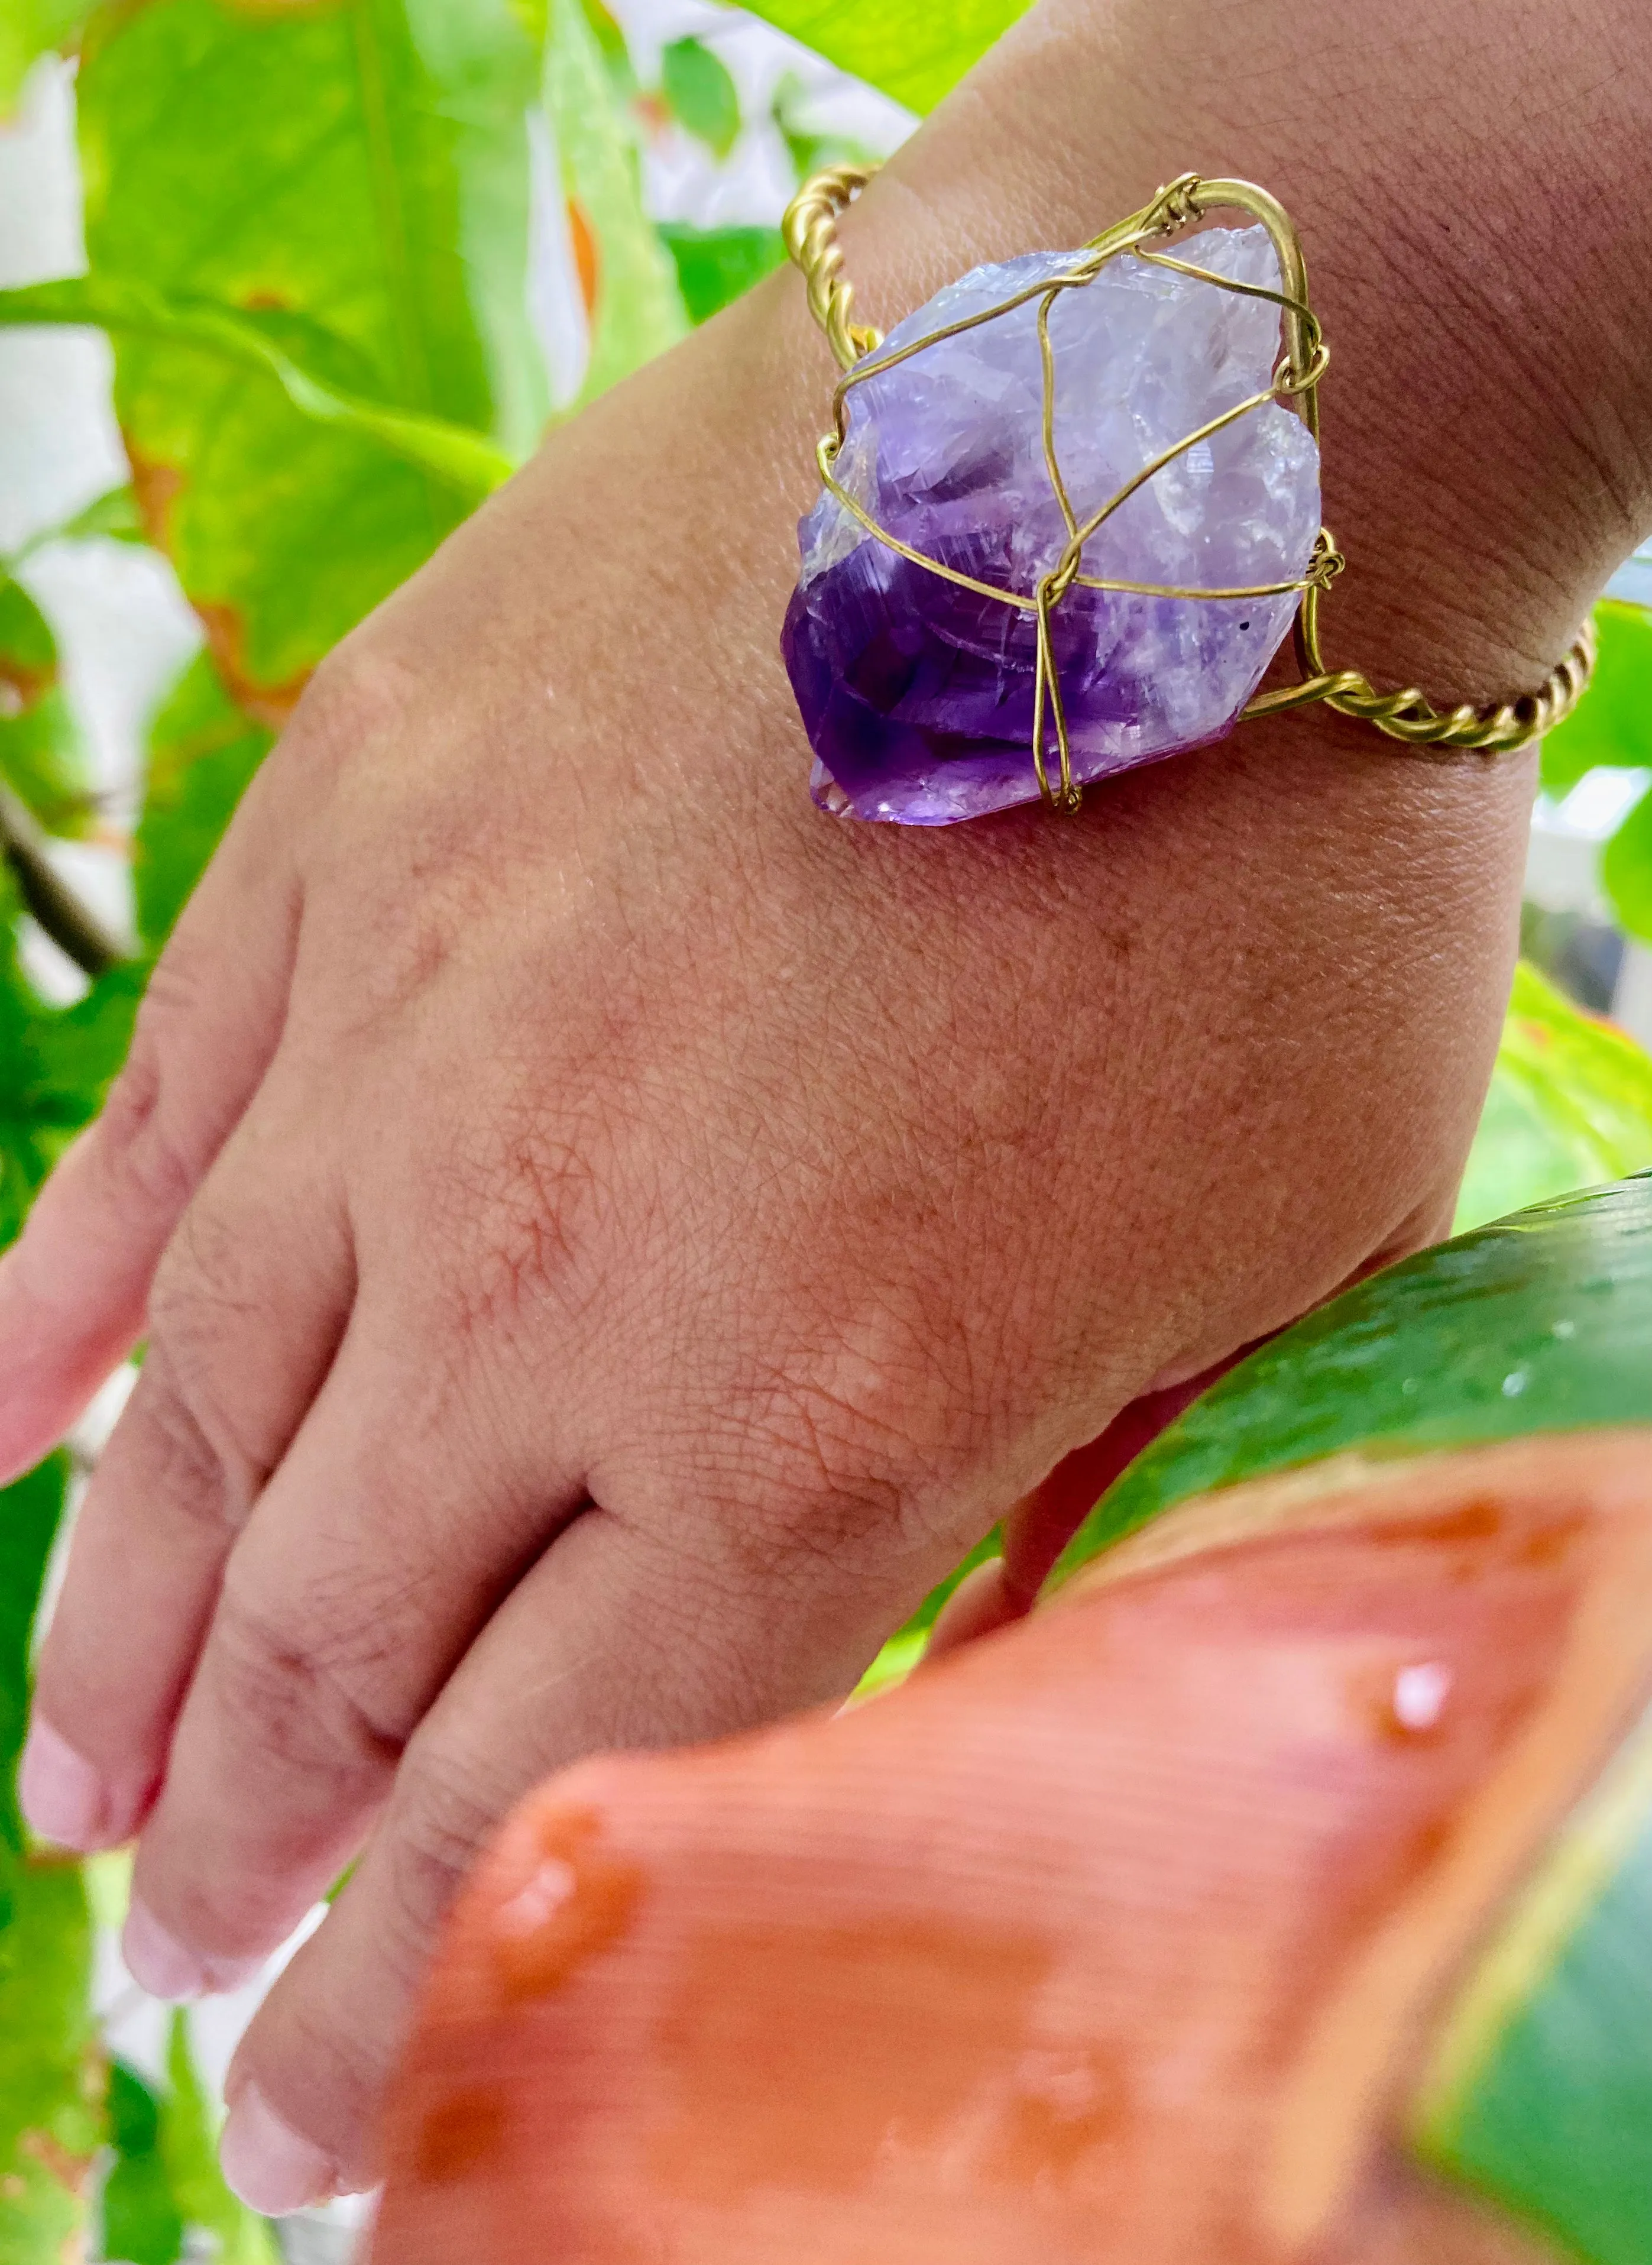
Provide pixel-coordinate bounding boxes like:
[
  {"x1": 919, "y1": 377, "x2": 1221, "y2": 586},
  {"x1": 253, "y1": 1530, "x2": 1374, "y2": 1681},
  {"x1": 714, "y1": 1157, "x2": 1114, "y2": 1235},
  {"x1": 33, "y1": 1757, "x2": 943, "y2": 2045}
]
[{"x1": 5, "y1": 0, "x2": 1648, "y2": 2208}]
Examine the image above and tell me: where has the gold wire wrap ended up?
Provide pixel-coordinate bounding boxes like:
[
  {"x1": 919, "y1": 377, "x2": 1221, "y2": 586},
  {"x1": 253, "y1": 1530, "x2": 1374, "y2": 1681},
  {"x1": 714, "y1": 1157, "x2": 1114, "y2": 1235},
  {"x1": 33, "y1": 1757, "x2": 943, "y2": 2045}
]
[{"x1": 784, "y1": 166, "x2": 1596, "y2": 811}]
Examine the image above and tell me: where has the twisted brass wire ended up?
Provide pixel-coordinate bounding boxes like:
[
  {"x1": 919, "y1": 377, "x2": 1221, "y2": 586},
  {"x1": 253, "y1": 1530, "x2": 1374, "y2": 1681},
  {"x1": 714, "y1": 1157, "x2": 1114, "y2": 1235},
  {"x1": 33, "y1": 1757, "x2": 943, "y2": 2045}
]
[{"x1": 785, "y1": 166, "x2": 1595, "y2": 810}]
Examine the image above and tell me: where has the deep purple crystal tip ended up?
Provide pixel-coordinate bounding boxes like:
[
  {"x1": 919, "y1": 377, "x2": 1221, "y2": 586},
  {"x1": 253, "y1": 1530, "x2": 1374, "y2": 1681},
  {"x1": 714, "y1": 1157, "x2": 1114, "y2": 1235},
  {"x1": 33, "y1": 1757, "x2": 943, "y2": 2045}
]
[{"x1": 781, "y1": 226, "x2": 1321, "y2": 824}]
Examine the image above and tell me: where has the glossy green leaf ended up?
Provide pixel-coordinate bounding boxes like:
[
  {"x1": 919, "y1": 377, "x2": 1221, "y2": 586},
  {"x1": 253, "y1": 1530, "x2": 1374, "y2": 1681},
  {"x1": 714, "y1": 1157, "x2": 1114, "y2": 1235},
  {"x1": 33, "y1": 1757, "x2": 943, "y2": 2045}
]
[
  {"x1": 740, "y1": 0, "x2": 1029, "y2": 114},
  {"x1": 546, "y1": 0, "x2": 686, "y2": 407},
  {"x1": 1049, "y1": 1174, "x2": 1652, "y2": 1583},
  {"x1": 101, "y1": 2061, "x2": 186, "y2": 2265},
  {"x1": 1540, "y1": 600, "x2": 1652, "y2": 795},
  {"x1": 1455, "y1": 962, "x2": 1652, "y2": 1232},
  {"x1": 0, "y1": 277, "x2": 514, "y2": 504},
  {"x1": 659, "y1": 222, "x2": 785, "y2": 325},
  {"x1": 0, "y1": 1855, "x2": 98, "y2": 2263},
  {"x1": 135, "y1": 652, "x2": 273, "y2": 954},
  {"x1": 660, "y1": 35, "x2": 741, "y2": 158},
  {"x1": 73, "y1": 0, "x2": 547, "y2": 703},
  {"x1": 0, "y1": 0, "x2": 86, "y2": 112},
  {"x1": 0, "y1": 574, "x2": 90, "y2": 837}
]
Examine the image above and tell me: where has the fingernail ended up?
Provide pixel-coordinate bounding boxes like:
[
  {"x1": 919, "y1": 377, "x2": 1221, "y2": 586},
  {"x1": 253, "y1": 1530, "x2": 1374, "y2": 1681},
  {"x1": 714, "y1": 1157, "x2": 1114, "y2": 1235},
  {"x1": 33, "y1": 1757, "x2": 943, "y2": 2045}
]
[
  {"x1": 122, "y1": 1898, "x2": 208, "y2": 1999},
  {"x1": 219, "y1": 2082, "x2": 337, "y2": 2215},
  {"x1": 121, "y1": 1896, "x2": 266, "y2": 2002},
  {"x1": 18, "y1": 1720, "x2": 110, "y2": 1850}
]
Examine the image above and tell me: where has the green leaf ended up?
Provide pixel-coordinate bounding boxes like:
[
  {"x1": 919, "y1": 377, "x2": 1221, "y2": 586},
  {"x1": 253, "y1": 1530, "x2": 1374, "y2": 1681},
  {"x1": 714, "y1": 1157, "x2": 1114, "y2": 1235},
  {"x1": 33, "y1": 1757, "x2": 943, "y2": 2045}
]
[
  {"x1": 0, "y1": 873, "x2": 137, "y2": 1253},
  {"x1": 769, "y1": 71, "x2": 879, "y2": 186},
  {"x1": 0, "y1": 1457, "x2": 95, "y2": 2258},
  {"x1": 0, "y1": 1457, "x2": 70, "y2": 1914},
  {"x1": 660, "y1": 35, "x2": 740, "y2": 159},
  {"x1": 101, "y1": 2061, "x2": 186, "y2": 2265},
  {"x1": 578, "y1": 0, "x2": 635, "y2": 98},
  {"x1": 740, "y1": 0, "x2": 1029, "y2": 114},
  {"x1": 0, "y1": 1855, "x2": 98, "y2": 2263},
  {"x1": 1048, "y1": 1173, "x2": 1652, "y2": 1584},
  {"x1": 0, "y1": 277, "x2": 514, "y2": 505},
  {"x1": 72, "y1": 0, "x2": 549, "y2": 704},
  {"x1": 6, "y1": 484, "x2": 145, "y2": 570},
  {"x1": 1540, "y1": 598, "x2": 1652, "y2": 795},
  {"x1": 852, "y1": 1526, "x2": 1001, "y2": 1700},
  {"x1": 1455, "y1": 962, "x2": 1652, "y2": 1231},
  {"x1": 0, "y1": 929, "x2": 97, "y2": 1248},
  {"x1": 0, "y1": 0, "x2": 86, "y2": 114},
  {"x1": 545, "y1": 0, "x2": 687, "y2": 407},
  {"x1": 135, "y1": 652, "x2": 273, "y2": 954},
  {"x1": 0, "y1": 575, "x2": 90, "y2": 837},
  {"x1": 22, "y1": 962, "x2": 144, "y2": 1132},
  {"x1": 658, "y1": 222, "x2": 785, "y2": 325},
  {"x1": 1414, "y1": 1713, "x2": 1652, "y2": 2265},
  {"x1": 1604, "y1": 784, "x2": 1652, "y2": 944},
  {"x1": 42, "y1": 482, "x2": 144, "y2": 548},
  {"x1": 158, "y1": 2010, "x2": 281, "y2": 2264}
]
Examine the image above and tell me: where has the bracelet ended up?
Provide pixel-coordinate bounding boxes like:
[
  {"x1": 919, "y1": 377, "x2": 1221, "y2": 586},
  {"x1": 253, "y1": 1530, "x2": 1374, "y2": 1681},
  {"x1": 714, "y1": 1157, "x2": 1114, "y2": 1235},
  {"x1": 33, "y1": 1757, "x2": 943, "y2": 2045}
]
[{"x1": 779, "y1": 164, "x2": 1595, "y2": 825}]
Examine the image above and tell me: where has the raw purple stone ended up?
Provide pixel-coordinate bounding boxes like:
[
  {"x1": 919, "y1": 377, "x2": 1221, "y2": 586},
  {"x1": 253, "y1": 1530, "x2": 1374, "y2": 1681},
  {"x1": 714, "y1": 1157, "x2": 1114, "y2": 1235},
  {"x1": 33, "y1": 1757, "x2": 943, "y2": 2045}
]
[{"x1": 782, "y1": 226, "x2": 1321, "y2": 824}]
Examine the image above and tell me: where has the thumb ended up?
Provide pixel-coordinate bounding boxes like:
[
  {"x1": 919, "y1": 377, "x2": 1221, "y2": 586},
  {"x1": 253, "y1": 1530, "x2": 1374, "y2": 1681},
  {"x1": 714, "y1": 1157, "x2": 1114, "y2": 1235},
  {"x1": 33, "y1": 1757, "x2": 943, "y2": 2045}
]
[{"x1": 372, "y1": 1425, "x2": 1652, "y2": 2263}]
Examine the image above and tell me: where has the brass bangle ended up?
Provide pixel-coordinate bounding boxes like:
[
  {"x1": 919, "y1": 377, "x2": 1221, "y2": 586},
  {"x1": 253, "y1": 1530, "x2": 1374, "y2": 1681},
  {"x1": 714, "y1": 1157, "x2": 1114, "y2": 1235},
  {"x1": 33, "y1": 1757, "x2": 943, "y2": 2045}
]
[{"x1": 783, "y1": 164, "x2": 1595, "y2": 795}]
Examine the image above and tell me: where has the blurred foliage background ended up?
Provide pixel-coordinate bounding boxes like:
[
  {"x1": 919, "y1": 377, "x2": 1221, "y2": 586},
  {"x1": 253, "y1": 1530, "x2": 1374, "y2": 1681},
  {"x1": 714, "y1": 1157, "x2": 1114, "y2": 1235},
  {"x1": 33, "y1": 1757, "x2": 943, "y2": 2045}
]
[{"x1": 0, "y1": 0, "x2": 1648, "y2": 2254}]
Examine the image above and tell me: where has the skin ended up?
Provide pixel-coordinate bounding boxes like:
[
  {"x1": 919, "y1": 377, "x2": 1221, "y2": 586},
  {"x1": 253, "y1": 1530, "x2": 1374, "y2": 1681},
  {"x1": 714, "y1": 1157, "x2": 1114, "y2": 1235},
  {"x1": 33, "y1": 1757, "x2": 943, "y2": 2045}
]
[
  {"x1": 4, "y1": 0, "x2": 1650, "y2": 2205},
  {"x1": 374, "y1": 1430, "x2": 1652, "y2": 2261}
]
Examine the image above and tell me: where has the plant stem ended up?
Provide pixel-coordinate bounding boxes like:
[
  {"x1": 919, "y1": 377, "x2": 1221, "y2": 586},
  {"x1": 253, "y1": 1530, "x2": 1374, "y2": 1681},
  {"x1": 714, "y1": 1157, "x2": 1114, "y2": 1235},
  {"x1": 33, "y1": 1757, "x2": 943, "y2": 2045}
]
[{"x1": 0, "y1": 784, "x2": 127, "y2": 979}]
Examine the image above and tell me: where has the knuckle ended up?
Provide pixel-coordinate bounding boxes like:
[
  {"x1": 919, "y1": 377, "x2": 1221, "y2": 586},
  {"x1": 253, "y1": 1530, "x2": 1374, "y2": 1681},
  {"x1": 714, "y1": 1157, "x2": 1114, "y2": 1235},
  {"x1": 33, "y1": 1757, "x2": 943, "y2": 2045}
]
[
  {"x1": 688, "y1": 1297, "x2": 998, "y2": 1593},
  {"x1": 379, "y1": 1744, "x2": 508, "y2": 1975},
  {"x1": 96, "y1": 989, "x2": 199, "y2": 1218},
  {"x1": 208, "y1": 1578, "x2": 402, "y2": 1796},
  {"x1": 144, "y1": 1209, "x2": 276, "y2": 1497},
  {"x1": 112, "y1": 1344, "x2": 238, "y2": 1535},
  {"x1": 285, "y1": 640, "x2": 420, "y2": 776},
  {"x1": 726, "y1": 1370, "x2": 940, "y2": 1565}
]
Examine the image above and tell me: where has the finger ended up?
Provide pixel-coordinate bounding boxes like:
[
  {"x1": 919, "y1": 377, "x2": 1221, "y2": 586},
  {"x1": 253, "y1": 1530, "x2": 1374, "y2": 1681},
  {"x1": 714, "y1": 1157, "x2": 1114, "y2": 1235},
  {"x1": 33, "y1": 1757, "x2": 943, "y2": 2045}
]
[
  {"x1": 0, "y1": 769, "x2": 300, "y2": 1480},
  {"x1": 994, "y1": 1344, "x2": 1262, "y2": 1616},
  {"x1": 20, "y1": 1065, "x2": 353, "y2": 1860},
  {"x1": 370, "y1": 1426, "x2": 1652, "y2": 2265},
  {"x1": 926, "y1": 1341, "x2": 1298, "y2": 1668},
  {"x1": 214, "y1": 1494, "x2": 885, "y2": 2209},
  {"x1": 114, "y1": 1302, "x2": 589, "y2": 2001},
  {"x1": 920, "y1": 1554, "x2": 1025, "y2": 1662}
]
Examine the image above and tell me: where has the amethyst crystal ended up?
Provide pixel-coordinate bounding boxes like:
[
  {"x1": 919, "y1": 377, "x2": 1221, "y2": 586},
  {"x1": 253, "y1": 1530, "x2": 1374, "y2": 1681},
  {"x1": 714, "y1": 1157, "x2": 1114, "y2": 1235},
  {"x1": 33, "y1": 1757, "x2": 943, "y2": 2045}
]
[{"x1": 782, "y1": 225, "x2": 1321, "y2": 823}]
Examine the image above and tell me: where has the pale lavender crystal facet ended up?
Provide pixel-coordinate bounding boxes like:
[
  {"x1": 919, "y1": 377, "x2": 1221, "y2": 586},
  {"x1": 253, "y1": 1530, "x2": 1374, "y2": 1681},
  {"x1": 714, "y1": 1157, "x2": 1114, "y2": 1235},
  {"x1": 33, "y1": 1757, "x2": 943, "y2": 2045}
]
[{"x1": 781, "y1": 226, "x2": 1321, "y2": 824}]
